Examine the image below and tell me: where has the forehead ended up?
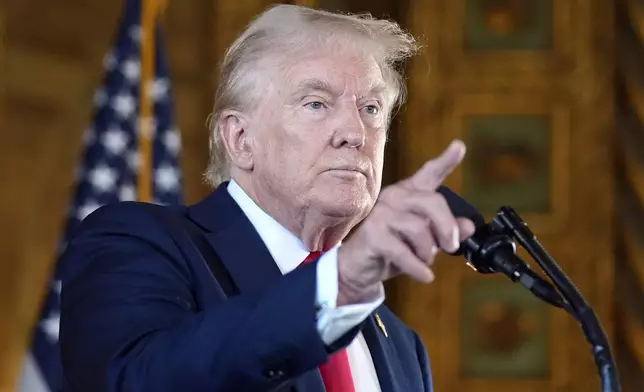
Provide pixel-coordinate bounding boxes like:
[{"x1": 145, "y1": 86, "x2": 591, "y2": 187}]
[{"x1": 281, "y1": 49, "x2": 387, "y2": 93}]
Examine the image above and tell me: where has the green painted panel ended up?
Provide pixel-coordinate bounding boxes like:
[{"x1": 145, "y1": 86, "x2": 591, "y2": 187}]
[
  {"x1": 462, "y1": 114, "x2": 551, "y2": 215},
  {"x1": 464, "y1": 0, "x2": 553, "y2": 51},
  {"x1": 460, "y1": 277, "x2": 550, "y2": 378}
]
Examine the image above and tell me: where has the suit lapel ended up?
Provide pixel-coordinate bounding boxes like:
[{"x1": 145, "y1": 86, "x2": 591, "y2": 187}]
[
  {"x1": 186, "y1": 182, "x2": 284, "y2": 295},
  {"x1": 203, "y1": 222, "x2": 283, "y2": 296},
  {"x1": 361, "y1": 312, "x2": 407, "y2": 392}
]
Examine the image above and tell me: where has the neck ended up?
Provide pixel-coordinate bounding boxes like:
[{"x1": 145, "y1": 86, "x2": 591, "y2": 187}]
[{"x1": 232, "y1": 176, "x2": 354, "y2": 251}]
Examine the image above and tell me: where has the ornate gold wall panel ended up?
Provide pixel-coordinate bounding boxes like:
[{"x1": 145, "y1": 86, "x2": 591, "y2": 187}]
[{"x1": 394, "y1": 1, "x2": 615, "y2": 391}]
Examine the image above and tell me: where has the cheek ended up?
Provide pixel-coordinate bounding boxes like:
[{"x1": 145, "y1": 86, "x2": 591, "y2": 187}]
[
  {"x1": 280, "y1": 112, "x2": 323, "y2": 161},
  {"x1": 367, "y1": 133, "x2": 387, "y2": 193},
  {"x1": 254, "y1": 108, "x2": 290, "y2": 160},
  {"x1": 370, "y1": 132, "x2": 387, "y2": 169},
  {"x1": 256, "y1": 116, "x2": 311, "y2": 179}
]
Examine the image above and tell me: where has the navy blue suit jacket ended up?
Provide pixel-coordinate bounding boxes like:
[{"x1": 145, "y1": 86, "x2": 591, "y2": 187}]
[{"x1": 59, "y1": 183, "x2": 433, "y2": 391}]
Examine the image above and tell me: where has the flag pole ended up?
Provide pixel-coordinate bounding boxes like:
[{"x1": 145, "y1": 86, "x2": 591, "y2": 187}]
[{"x1": 138, "y1": 0, "x2": 158, "y2": 202}]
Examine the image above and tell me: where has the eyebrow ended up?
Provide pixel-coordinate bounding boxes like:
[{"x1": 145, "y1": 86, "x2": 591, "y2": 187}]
[
  {"x1": 293, "y1": 78, "x2": 336, "y2": 98},
  {"x1": 362, "y1": 82, "x2": 388, "y2": 100},
  {"x1": 292, "y1": 78, "x2": 388, "y2": 100}
]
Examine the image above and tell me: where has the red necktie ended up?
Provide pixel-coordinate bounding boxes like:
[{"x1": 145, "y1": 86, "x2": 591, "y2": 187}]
[{"x1": 302, "y1": 251, "x2": 356, "y2": 392}]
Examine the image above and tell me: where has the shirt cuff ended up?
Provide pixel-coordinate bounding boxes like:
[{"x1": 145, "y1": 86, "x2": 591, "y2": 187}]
[{"x1": 314, "y1": 246, "x2": 385, "y2": 345}]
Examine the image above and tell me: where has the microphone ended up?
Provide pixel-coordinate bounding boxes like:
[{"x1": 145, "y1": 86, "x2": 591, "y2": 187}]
[
  {"x1": 435, "y1": 186, "x2": 620, "y2": 391},
  {"x1": 436, "y1": 186, "x2": 566, "y2": 310},
  {"x1": 436, "y1": 186, "x2": 621, "y2": 392}
]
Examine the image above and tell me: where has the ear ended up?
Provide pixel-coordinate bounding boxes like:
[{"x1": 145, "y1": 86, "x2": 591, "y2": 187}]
[{"x1": 219, "y1": 109, "x2": 254, "y2": 171}]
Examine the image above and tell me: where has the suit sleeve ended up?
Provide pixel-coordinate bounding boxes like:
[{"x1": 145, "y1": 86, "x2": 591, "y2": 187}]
[{"x1": 59, "y1": 203, "x2": 356, "y2": 392}]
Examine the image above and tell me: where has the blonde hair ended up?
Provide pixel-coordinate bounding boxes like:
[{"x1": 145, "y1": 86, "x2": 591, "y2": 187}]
[{"x1": 204, "y1": 4, "x2": 419, "y2": 187}]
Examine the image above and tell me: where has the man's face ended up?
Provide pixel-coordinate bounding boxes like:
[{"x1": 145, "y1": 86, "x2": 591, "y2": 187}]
[{"x1": 248, "y1": 47, "x2": 391, "y2": 221}]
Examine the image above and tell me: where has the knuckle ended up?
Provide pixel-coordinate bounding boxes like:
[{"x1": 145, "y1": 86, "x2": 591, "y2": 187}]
[
  {"x1": 388, "y1": 246, "x2": 408, "y2": 263},
  {"x1": 408, "y1": 219, "x2": 428, "y2": 238}
]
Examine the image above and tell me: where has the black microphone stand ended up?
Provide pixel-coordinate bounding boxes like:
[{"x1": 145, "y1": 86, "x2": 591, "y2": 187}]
[{"x1": 472, "y1": 206, "x2": 621, "y2": 392}]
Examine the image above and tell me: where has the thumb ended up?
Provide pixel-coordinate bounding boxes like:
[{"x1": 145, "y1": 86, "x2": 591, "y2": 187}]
[{"x1": 411, "y1": 139, "x2": 466, "y2": 189}]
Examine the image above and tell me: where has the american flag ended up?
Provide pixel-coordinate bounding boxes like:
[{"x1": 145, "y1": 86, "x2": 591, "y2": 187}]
[{"x1": 18, "y1": 0, "x2": 182, "y2": 390}]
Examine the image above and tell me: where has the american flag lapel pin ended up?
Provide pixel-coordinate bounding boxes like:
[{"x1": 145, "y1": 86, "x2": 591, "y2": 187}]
[{"x1": 375, "y1": 313, "x2": 388, "y2": 338}]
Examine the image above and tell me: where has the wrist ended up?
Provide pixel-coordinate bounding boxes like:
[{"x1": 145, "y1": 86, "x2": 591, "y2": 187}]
[{"x1": 337, "y1": 272, "x2": 382, "y2": 307}]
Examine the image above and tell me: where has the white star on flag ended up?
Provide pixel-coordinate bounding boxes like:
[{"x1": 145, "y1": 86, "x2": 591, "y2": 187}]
[
  {"x1": 148, "y1": 78, "x2": 169, "y2": 102},
  {"x1": 162, "y1": 129, "x2": 181, "y2": 155},
  {"x1": 112, "y1": 93, "x2": 136, "y2": 119},
  {"x1": 122, "y1": 59, "x2": 141, "y2": 83},
  {"x1": 88, "y1": 164, "x2": 118, "y2": 193},
  {"x1": 155, "y1": 164, "x2": 180, "y2": 192},
  {"x1": 102, "y1": 127, "x2": 130, "y2": 155}
]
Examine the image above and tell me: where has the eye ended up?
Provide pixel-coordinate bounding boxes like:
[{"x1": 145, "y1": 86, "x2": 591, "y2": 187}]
[
  {"x1": 305, "y1": 101, "x2": 326, "y2": 110},
  {"x1": 363, "y1": 105, "x2": 379, "y2": 115}
]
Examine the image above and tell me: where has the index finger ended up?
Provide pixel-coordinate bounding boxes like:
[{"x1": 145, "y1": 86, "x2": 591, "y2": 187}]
[{"x1": 409, "y1": 139, "x2": 466, "y2": 190}]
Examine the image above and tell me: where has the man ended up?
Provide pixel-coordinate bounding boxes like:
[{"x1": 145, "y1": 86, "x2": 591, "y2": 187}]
[{"x1": 60, "y1": 4, "x2": 475, "y2": 392}]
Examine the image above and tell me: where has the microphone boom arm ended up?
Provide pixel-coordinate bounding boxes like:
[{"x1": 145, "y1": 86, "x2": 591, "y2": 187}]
[{"x1": 490, "y1": 207, "x2": 621, "y2": 392}]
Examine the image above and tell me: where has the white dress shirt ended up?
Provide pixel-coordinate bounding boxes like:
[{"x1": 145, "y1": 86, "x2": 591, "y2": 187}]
[{"x1": 227, "y1": 180, "x2": 384, "y2": 391}]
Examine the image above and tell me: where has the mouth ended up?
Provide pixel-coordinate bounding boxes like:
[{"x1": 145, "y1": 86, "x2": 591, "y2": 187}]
[{"x1": 326, "y1": 166, "x2": 367, "y2": 177}]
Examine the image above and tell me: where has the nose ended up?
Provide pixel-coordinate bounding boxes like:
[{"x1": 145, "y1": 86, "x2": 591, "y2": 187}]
[{"x1": 331, "y1": 105, "x2": 366, "y2": 149}]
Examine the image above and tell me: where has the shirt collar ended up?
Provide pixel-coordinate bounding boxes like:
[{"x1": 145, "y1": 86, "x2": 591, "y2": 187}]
[{"x1": 227, "y1": 179, "x2": 313, "y2": 274}]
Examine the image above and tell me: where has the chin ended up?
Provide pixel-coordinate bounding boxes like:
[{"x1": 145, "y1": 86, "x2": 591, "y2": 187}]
[{"x1": 314, "y1": 191, "x2": 373, "y2": 218}]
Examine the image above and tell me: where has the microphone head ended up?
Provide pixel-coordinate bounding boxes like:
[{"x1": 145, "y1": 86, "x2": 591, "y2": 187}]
[
  {"x1": 436, "y1": 186, "x2": 485, "y2": 227},
  {"x1": 436, "y1": 186, "x2": 485, "y2": 256}
]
